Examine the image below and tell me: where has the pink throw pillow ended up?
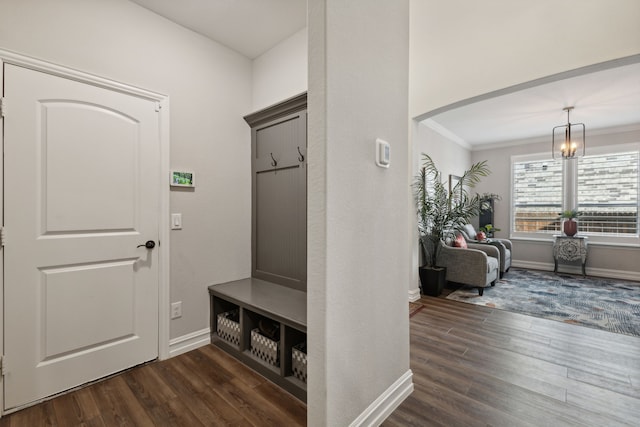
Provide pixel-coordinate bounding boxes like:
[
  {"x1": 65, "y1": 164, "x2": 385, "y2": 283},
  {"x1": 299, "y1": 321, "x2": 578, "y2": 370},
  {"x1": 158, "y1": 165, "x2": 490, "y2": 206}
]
[{"x1": 454, "y1": 235, "x2": 467, "y2": 248}]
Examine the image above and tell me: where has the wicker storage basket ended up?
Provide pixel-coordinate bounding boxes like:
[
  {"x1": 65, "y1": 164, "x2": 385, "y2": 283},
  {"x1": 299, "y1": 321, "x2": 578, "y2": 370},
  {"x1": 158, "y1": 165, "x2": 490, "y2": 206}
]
[
  {"x1": 217, "y1": 309, "x2": 240, "y2": 348},
  {"x1": 251, "y1": 328, "x2": 280, "y2": 367},
  {"x1": 292, "y1": 343, "x2": 307, "y2": 383}
]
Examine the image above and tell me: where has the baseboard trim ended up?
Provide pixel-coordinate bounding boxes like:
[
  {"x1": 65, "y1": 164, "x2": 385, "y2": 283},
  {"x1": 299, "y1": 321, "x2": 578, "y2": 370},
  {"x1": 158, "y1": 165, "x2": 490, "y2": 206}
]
[
  {"x1": 408, "y1": 287, "x2": 421, "y2": 302},
  {"x1": 168, "y1": 327, "x2": 211, "y2": 358},
  {"x1": 349, "y1": 370, "x2": 414, "y2": 427},
  {"x1": 511, "y1": 261, "x2": 640, "y2": 282},
  {"x1": 511, "y1": 260, "x2": 553, "y2": 271},
  {"x1": 589, "y1": 268, "x2": 640, "y2": 282}
]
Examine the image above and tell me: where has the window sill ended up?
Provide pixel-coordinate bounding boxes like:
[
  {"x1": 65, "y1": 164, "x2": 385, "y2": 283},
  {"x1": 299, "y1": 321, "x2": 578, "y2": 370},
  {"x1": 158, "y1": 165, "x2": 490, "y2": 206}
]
[{"x1": 509, "y1": 235, "x2": 640, "y2": 248}]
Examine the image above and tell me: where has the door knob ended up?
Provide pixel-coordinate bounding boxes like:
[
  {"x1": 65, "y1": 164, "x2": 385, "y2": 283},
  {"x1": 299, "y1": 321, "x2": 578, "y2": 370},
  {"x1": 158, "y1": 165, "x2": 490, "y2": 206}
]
[{"x1": 137, "y1": 240, "x2": 156, "y2": 249}]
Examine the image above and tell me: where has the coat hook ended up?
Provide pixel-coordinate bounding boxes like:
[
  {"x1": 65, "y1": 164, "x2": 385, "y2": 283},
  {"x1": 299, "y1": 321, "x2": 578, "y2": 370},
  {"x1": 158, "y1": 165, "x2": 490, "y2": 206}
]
[
  {"x1": 297, "y1": 146, "x2": 305, "y2": 162},
  {"x1": 270, "y1": 152, "x2": 277, "y2": 167}
]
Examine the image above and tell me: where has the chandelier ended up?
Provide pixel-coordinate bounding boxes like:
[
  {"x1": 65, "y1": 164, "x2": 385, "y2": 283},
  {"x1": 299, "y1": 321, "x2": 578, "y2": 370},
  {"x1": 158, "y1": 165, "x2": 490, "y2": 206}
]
[{"x1": 552, "y1": 106, "x2": 585, "y2": 159}]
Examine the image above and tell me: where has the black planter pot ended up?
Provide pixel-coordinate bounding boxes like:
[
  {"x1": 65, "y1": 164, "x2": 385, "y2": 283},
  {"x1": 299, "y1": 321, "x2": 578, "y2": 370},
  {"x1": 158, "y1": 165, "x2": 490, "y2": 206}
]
[{"x1": 419, "y1": 266, "x2": 447, "y2": 296}]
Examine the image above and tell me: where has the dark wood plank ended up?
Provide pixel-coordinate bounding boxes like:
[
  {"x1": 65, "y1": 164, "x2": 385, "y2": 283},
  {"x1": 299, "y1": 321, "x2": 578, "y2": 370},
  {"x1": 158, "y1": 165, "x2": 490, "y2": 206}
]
[
  {"x1": 90, "y1": 375, "x2": 156, "y2": 426},
  {"x1": 120, "y1": 365, "x2": 190, "y2": 426},
  {"x1": 566, "y1": 379, "x2": 640, "y2": 423},
  {"x1": 148, "y1": 356, "x2": 245, "y2": 426},
  {"x1": 1, "y1": 400, "x2": 56, "y2": 427},
  {"x1": 166, "y1": 354, "x2": 251, "y2": 426},
  {"x1": 51, "y1": 391, "x2": 105, "y2": 427},
  {"x1": 567, "y1": 367, "x2": 640, "y2": 399},
  {"x1": 71, "y1": 387, "x2": 105, "y2": 425},
  {"x1": 4, "y1": 293, "x2": 639, "y2": 426},
  {"x1": 384, "y1": 296, "x2": 640, "y2": 427},
  {"x1": 198, "y1": 344, "x2": 265, "y2": 389},
  {"x1": 0, "y1": 346, "x2": 305, "y2": 427}
]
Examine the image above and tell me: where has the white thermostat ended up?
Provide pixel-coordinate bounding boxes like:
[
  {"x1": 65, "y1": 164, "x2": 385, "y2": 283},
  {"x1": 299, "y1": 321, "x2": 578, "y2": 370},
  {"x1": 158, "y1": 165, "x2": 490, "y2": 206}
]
[{"x1": 376, "y1": 138, "x2": 390, "y2": 168}]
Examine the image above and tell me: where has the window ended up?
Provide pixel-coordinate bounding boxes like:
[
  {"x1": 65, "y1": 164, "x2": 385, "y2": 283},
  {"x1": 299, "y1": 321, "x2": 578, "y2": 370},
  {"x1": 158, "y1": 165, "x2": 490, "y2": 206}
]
[
  {"x1": 578, "y1": 151, "x2": 638, "y2": 236},
  {"x1": 511, "y1": 144, "x2": 640, "y2": 243},
  {"x1": 512, "y1": 156, "x2": 563, "y2": 235}
]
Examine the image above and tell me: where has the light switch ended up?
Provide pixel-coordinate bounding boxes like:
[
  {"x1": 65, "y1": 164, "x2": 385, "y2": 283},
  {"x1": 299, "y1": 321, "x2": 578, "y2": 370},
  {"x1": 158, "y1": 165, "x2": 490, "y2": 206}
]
[
  {"x1": 171, "y1": 213, "x2": 182, "y2": 230},
  {"x1": 376, "y1": 138, "x2": 390, "y2": 168}
]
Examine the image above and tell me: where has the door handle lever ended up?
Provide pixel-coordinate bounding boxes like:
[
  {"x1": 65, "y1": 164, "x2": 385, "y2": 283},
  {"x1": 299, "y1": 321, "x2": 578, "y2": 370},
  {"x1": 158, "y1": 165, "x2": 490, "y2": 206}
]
[{"x1": 137, "y1": 240, "x2": 156, "y2": 249}]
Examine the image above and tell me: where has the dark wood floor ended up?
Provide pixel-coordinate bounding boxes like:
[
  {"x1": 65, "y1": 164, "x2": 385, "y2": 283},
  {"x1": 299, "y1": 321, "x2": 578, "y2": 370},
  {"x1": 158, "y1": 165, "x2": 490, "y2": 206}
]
[
  {"x1": 0, "y1": 345, "x2": 307, "y2": 426},
  {"x1": 3, "y1": 296, "x2": 639, "y2": 426},
  {"x1": 384, "y1": 295, "x2": 640, "y2": 427}
]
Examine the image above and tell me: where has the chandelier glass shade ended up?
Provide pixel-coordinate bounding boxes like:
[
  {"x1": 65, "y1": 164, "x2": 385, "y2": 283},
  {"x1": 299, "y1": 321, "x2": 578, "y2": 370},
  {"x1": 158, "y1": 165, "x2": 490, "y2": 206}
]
[{"x1": 552, "y1": 106, "x2": 585, "y2": 159}]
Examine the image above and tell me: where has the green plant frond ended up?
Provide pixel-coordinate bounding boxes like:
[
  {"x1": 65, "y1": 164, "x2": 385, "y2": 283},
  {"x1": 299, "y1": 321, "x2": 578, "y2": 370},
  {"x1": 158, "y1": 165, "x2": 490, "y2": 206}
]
[
  {"x1": 559, "y1": 209, "x2": 582, "y2": 218},
  {"x1": 451, "y1": 160, "x2": 490, "y2": 197},
  {"x1": 481, "y1": 192, "x2": 502, "y2": 202},
  {"x1": 420, "y1": 153, "x2": 441, "y2": 179},
  {"x1": 414, "y1": 153, "x2": 497, "y2": 268}
]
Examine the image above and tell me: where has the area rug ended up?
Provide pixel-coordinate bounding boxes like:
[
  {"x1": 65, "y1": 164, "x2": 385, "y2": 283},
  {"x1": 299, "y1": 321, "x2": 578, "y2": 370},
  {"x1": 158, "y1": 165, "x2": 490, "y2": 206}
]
[
  {"x1": 445, "y1": 268, "x2": 640, "y2": 338},
  {"x1": 409, "y1": 302, "x2": 425, "y2": 318}
]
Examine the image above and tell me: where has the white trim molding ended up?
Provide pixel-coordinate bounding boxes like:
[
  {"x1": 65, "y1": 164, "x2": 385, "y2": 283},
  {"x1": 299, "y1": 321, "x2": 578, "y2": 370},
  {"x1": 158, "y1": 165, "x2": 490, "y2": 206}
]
[
  {"x1": 169, "y1": 328, "x2": 211, "y2": 358},
  {"x1": 157, "y1": 97, "x2": 171, "y2": 360},
  {"x1": 421, "y1": 118, "x2": 471, "y2": 149},
  {"x1": 349, "y1": 370, "x2": 414, "y2": 427},
  {"x1": 408, "y1": 287, "x2": 421, "y2": 302},
  {"x1": 0, "y1": 48, "x2": 165, "y2": 101},
  {"x1": 0, "y1": 56, "x2": 4, "y2": 419}
]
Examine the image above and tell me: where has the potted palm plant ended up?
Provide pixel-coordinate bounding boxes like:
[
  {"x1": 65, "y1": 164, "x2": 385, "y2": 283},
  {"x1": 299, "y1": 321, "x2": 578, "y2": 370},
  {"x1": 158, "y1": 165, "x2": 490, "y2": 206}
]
[
  {"x1": 413, "y1": 154, "x2": 495, "y2": 296},
  {"x1": 559, "y1": 209, "x2": 581, "y2": 237}
]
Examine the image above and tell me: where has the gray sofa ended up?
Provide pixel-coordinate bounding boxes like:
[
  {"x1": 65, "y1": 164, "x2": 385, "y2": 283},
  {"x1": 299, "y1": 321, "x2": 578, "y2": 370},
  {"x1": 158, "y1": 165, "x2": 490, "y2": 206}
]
[
  {"x1": 436, "y1": 240, "x2": 500, "y2": 296},
  {"x1": 461, "y1": 224, "x2": 512, "y2": 278}
]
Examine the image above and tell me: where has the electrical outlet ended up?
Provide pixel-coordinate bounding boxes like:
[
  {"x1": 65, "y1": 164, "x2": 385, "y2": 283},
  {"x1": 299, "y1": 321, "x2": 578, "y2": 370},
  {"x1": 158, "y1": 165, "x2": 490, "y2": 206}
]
[{"x1": 171, "y1": 301, "x2": 182, "y2": 319}]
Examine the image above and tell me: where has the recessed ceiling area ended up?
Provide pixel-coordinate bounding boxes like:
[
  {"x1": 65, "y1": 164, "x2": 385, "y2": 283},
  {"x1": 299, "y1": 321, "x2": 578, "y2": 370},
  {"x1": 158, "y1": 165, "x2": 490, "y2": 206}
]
[
  {"x1": 130, "y1": 0, "x2": 306, "y2": 59},
  {"x1": 424, "y1": 61, "x2": 640, "y2": 148}
]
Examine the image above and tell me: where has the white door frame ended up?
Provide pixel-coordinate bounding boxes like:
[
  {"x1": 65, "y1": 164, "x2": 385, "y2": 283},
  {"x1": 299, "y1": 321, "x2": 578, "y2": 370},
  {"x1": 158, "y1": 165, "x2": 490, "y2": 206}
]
[{"x1": 0, "y1": 49, "x2": 171, "y2": 416}]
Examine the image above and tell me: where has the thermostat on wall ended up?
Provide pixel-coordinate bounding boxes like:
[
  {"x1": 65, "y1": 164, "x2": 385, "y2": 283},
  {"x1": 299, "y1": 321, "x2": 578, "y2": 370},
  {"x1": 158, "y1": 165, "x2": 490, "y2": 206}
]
[
  {"x1": 376, "y1": 138, "x2": 390, "y2": 168},
  {"x1": 170, "y1": 170, "x2": 195, "y2": 187}
]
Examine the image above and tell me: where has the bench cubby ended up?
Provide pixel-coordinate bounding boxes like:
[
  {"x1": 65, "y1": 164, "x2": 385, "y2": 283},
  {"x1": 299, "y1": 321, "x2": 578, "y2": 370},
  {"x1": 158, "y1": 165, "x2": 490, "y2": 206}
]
[{"x1": 208, "y1": 278, "x2": 307, "y2": 401}]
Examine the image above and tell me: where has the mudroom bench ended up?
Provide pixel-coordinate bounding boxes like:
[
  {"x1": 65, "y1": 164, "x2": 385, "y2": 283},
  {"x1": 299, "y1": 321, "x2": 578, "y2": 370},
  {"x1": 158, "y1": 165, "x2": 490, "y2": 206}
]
[{"x1": 208, "y1": 278, "x2": 307, "y2": 401}]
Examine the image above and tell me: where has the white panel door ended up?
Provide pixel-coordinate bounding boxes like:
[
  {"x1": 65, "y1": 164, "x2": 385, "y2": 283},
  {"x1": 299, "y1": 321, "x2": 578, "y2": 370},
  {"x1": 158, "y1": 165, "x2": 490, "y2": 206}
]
[{"x1": 3, "y1": 63, "x2": 160, "y2": 410}]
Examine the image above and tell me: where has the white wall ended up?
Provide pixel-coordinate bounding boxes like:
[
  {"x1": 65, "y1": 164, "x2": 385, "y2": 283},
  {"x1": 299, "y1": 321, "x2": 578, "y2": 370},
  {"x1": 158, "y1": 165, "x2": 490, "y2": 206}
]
[
  {"x1": 0, "y1": 0, "x2": 253, "y2": 340},
  {"x1": 410, "y1": 0, "x2": 640, "y2": 119},
  {"x1": 251, "y1": 27, "x2": 308, "y2": 112},
  {"x1": 413, "y1": 121, "x2": 472, "y2": 178},
  {"x1": 308, "y1": 1, "x2": 412, "y2": 425},
  {"x1": 472, "y1": 128, "x2": 640, "y2": 279}
]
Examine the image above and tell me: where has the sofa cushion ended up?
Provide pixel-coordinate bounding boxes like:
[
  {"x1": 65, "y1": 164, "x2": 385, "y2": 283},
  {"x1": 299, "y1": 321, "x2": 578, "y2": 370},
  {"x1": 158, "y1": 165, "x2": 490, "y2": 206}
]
[
  {"x1": 486, "y1": 255, "x2": 499, "y2": 274},
  {"x1": 462, "y1": 224, "x2": 477, "y2": 241}
]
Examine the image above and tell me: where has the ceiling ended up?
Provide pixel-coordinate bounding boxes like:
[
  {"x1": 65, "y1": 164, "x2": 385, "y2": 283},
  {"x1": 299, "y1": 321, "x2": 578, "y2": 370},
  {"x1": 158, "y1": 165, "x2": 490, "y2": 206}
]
[
  {"x1": 129, "y1": 1, "x2": 639, "y2": 147},
  {"x1": 129, "y1": 0, "x2": 306, "y2": 59},
  {"x1": 425, "y1": 61, "x2": 640, "y2": 148}
]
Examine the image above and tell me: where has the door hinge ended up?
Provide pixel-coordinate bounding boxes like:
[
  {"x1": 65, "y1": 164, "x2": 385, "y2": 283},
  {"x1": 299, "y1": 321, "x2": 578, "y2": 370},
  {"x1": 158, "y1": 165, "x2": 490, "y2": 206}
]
[
  {"x1": 0, "y1": 227, "x2": 4, "y2": 248},
  {"x1": 155, "y1": 102, "x2": 161, "y2": 112},
  {"x1": 0, "y1": 97, "x2": 5, "y2": 117},
  {"x1": 0, "y1": 355, "x2": 6, "y2": 376}
]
